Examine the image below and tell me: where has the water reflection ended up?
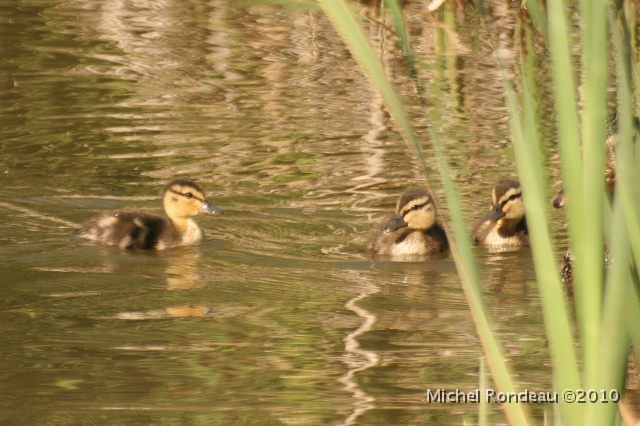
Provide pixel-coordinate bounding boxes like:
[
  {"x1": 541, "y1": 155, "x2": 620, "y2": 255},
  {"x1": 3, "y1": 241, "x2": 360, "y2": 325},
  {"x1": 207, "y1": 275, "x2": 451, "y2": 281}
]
[
  {"x1": 480, "y1": 249, "x2": 535, "y2": 297},
  {"x1": 164, "y1": 248, "x2": 206, "y2": 290},
  {"x1": 112, "y1": 304, "x2": 210, "y2": 320},
  {"x1": 338, "y1": 281, "x2": 380, "y2": 426}
]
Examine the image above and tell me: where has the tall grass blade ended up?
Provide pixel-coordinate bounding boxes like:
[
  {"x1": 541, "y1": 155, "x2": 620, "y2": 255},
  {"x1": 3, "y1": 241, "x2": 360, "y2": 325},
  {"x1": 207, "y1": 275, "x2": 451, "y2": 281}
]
[
  {"x1": 579, "y1": 0, "x2": 608, "y2": 393},
  {"x1": 546, "y1": 0, "x2": 589, "y2": 364},
  {"x1": 593, "y1": 197, "x2": 632, "y2": 425},
  {"x1": 384, "y1": 0, "x2": 413, "y2": 75}
]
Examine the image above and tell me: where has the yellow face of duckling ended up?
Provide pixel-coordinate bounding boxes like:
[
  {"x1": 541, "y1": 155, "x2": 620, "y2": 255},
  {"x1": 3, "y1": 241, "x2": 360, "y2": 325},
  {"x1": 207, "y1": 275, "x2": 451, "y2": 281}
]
[
  {"x1": 163, "y1": 179, "x2": 223, "y2": 222},
  {"x1": 384, "y1": 189, "x2": 437, "y2": 232},
  {"x1": 482, "y1": 180, "x2": 524, "y2": 227}
]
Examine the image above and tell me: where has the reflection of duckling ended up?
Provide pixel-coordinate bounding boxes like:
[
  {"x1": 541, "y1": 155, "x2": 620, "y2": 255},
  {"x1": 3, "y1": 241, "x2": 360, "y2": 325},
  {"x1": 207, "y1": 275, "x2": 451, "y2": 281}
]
[
  {"x1": 474, "y1": 180, "x2": 529, "y2": 247},
  {"x1": 368, "y1": 188, "x2": 448, "y2": 256},
  {"x1": 75, "y1": 179, "x2": 223, "y2": 250}
]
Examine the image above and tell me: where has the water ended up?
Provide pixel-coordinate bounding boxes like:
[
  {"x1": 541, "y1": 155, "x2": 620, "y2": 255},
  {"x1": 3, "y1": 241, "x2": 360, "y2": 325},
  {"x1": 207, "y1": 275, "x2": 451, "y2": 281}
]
[{"x1": 0, "y1": 0, "x2": 586, "y2": 424}]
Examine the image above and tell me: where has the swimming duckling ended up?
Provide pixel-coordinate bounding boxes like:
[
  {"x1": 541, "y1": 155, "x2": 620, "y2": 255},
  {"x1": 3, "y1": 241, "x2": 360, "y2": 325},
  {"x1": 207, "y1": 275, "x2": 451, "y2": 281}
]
[
  {"x1": 474, "y1": 180, "x2": 529, "y2": 247},
  {"x1": 75, "y1": 178, "x2": 223, "y2": 250},
  {"x1": 368, "y1": 188, "x2": 448, "y2": 256}
]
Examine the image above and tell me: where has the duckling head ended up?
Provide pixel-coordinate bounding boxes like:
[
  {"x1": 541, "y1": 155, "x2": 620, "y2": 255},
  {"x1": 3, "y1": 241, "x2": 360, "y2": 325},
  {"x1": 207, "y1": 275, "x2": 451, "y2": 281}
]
[
  {"x1": 384, "y1": 188, "x2": 437, "y2": 232},
  {"x1": 482, "y1": 180, "x2": 524, "y2": 227},
  {"x1": 162, "y1": 178, "x2": 223, "y2": 222}
]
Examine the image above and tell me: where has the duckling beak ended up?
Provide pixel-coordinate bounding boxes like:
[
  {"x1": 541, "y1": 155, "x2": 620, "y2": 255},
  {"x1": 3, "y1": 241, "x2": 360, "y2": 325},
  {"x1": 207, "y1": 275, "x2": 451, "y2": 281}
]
[
  {"x1": 551, "y1": 189, "x2": 565, "y2": 209},
  {"x1": 199, "y1": 201, "x2": 224, "y2": 215},
  {"x1": 384, "y1": 214, "x2": 407, "y2": 232},
  {"x1": 482, "y1": 204, "x2": 505, "y2": 223}
]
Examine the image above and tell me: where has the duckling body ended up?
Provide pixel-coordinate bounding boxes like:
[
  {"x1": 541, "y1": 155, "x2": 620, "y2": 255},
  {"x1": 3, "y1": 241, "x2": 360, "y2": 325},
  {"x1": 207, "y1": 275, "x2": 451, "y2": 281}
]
[
  {"x1": 474, "y1": 180, "x2": 529, "y2": 247},
  {"x1": 75, "y1": 179, "x2": 222, "y2": 250},
  {"x1": 368, "y1": 188, "x2": 448, "y2": 256}
]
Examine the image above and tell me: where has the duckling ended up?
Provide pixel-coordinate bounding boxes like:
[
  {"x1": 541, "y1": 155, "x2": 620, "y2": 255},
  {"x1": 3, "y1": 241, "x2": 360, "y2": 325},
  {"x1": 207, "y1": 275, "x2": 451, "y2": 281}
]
[
  {"x1": 474, "y1": 180, "x2": 529, "y2": 247},
  {"x1": 368, "y1": 188, "x2": 448, "y2": 256},
  {"x1": 74, "y1": 178, "x2": 223, "y2": 250}
]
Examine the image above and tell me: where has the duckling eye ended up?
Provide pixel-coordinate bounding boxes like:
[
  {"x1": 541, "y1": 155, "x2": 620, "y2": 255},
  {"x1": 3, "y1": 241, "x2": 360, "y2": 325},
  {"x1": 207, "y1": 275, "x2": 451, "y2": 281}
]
[
  {"x1": 184, "y1": 192, "x2": 193, "y2": 198},
  {"x1": 508, "y1": 194, "x2": 519, "y2": 202},
  {"x1": 411, "y1": 204, "x2": 421, "y2": 210}
]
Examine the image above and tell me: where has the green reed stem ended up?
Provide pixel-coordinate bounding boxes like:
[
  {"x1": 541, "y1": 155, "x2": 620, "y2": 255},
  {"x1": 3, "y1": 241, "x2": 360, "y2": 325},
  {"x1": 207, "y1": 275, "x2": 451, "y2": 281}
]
[{"x1": 579, "y1": 0, "x2": 608, "y2": 394}]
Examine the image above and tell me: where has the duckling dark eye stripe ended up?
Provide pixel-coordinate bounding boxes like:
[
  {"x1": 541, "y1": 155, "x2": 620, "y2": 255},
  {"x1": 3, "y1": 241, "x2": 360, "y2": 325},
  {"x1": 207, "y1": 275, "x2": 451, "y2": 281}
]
[
  {"x1": 169, "y1": 189, "x2": 204, "y2": 202},
  {"x1": 402, "y1": 202, "x2": 428, "y2": 217},
  {"x1": 500, "y1": 193, "x2": 521, "y2": 207}
]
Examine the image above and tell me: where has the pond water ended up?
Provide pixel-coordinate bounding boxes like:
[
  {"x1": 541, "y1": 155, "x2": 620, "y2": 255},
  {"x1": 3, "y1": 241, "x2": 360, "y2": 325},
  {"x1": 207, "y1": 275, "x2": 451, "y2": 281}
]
[{"x1": 0, "y1": 0, "x2": 613, "y2": 424}]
